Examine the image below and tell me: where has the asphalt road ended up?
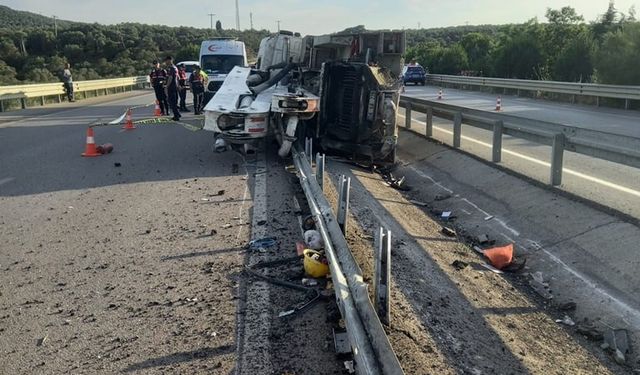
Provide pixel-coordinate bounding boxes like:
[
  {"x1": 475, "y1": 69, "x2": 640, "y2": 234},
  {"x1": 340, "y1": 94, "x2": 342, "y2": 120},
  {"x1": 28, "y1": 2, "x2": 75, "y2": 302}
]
[
  {"x1": 0, "y1": 91, "x2": 340, "y2": 374},
  {"x1": 400, "y1": 86, "x2": 640, "y2": 219},
  {"x1": 403, "y1": 84, "x2": 640, "y2": 137}
]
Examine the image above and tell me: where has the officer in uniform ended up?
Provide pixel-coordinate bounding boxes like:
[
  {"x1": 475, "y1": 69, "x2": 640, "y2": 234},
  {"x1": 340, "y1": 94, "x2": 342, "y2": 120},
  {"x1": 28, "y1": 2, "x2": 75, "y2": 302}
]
[
  {"x1": 188, "y1": 64, "x2": 206, "y2": 115},
  {"x1": 177, "y1": 64, "x2": 189, "y2": 112},
  {"x1": 149, "y1": 61, "x2": 169, "y2": 115},
  {"x1": 163, "y1": 55, "x2": 181, "y2": 121}
]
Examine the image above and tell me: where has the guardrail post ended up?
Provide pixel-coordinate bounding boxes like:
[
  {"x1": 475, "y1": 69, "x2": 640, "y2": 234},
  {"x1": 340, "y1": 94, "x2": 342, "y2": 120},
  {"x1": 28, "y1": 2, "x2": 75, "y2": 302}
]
[
  {"x1": 0, "y1": 100, "x2": 4, "y2": 112},
  {"x1": 492, "y1": 120, "x2": 503, "y2": 163},
  {"x1": 40, "y1": 96, "x2": 45, "y2": 106},
  {"x1": 426, "y1": 107, "x2": 433, "y2": 137},
  {"x1": 625, "y1": 99, "x2": 630, "y2": 110},
  {"x1": 374, "y1": 226, "x2": 391, "y2": 326},
  {"x1": 596, "y1": 96, "x2": 600, "y2": 107},
  {"x1": 315, "y1": 153, "x2": 325, "y2": 192},
  {"x1": 57, "y1": 95, "x2": 61, "y2": 103},
  {"x1": 550, "y1": 133, "x2": 565, "y2": 186},
  {"x1": 20, "y1": 98, "x2": 26, "y2": 109},
  {"x1": 305, "y1": 137, "x2": 313, "y2": 166},
  {"x1": 453, "y1": 112, "x2": 462, "y2": 148},
  {"x1": 337, "y1": 175, "x2": 351, "y2": 235},
  {"x1": 405, "y1": 102, "x2": 412, "y2": 129}
]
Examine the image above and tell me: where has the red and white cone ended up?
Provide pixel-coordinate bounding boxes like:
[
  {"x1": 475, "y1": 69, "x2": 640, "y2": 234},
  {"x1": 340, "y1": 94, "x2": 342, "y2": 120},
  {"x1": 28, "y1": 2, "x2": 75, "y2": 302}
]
[
  {"x1": 81, "y1": 127, "x2": 101, "y2": 157},
  {"x1": 438, "y1": 88, "x2": 443, "y2": 100},
  {"x1": 122, "y1": 109, "x2": 136, "y2": 130},
  {"x1": 495, "y1": 96, "x2": 502, "y2": 111}
]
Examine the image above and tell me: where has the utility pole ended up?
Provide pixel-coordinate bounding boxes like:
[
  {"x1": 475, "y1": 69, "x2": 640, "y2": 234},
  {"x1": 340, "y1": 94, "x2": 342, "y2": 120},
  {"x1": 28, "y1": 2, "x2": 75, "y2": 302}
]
[
  {"x1": 250, "y1": 12, "x2": 253, "y2": 30},
  {"x1": 276, "y1": 20, "x2": 281, "y2": 32},
  {"x1": 52, "y1": 15, "x2": 58, "y2": 37},
  {"x1": 235, "y1": 0, "x2": 240, "y2": 30},
  {"x1": 208, "y1": 13, "x2": 215, "y2": 30}
]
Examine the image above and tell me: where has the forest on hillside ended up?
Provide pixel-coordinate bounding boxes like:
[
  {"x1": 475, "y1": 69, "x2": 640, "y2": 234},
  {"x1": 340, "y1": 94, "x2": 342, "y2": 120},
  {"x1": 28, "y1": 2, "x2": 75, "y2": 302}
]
[{"x1": 0, "y1": 2, "x2": 639, "y2": 85}]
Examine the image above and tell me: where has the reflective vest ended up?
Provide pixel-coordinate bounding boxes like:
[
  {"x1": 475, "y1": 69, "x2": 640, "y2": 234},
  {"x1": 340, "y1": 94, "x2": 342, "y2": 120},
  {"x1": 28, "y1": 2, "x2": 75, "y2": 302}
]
[{"x1": 149, "y1": 69, "x2": 167, "y2": 86}]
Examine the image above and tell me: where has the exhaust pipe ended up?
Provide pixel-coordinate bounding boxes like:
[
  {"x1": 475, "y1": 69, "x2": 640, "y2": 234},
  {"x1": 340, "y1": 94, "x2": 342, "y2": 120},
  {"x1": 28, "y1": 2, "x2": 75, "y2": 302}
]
[{"x1": 278, "y1": 116, "x2": 299, "y2": 158}]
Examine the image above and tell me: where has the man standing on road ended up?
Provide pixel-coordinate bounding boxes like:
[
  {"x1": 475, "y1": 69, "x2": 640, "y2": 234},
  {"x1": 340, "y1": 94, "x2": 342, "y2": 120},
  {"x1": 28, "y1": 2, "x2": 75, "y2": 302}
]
[
  {"x1": 177, "y1": 64, "x2": 189, "y2": 112},
  {"x1": 62, "y1": 63, "x2": 75, "y2": 102},
  {"x1": 189, "y1": 64, "x2": 206, "y2": 115},
  {"x1": 149, "y1": 61, "x2": 169, "y2": 115},
  {"x1": 164, "y1": 55, "x2": 181, "y2": 121}
]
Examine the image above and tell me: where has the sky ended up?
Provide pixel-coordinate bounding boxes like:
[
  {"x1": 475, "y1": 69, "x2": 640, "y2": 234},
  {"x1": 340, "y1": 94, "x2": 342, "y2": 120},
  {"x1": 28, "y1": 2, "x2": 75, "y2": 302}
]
[{"x1": 2, "y1": 0, "x2": 638, "y2": 35}]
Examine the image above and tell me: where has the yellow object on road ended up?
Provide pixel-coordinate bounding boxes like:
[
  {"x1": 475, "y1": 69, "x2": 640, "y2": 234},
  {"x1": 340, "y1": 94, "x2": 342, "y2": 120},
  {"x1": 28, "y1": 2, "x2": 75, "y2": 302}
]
[{"x1": 303, "y1": 249, "x2": 329, "y2": 278}]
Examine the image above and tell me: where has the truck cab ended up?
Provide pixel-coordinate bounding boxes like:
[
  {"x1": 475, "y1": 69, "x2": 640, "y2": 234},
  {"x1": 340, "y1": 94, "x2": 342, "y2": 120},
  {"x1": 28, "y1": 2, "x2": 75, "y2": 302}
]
[{"x1": 199, "y1": 39, "x2": 248, "y2": 104}]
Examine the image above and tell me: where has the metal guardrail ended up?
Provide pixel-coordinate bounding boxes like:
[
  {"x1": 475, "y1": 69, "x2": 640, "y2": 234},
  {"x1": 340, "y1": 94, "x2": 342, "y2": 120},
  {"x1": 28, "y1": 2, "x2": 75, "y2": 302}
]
[
  {"x1": 427, "y1": 74, "x2": 640, "y2": 108},
  {"x1": 0, "y1": 76, "x2": 149, "y2": 111},
  {"x1": 400, "y1": 96, "x2": 640, "y2": 186},
  {"x1": 292, "y1": 145, "x2": 404, "y2": 375}
]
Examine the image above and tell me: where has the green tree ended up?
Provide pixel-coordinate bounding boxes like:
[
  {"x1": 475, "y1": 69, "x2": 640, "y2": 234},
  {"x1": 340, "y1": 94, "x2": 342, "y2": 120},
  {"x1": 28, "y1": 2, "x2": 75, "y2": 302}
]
[
  {"x1": 553, "y1": 31, "x2": 595, "y2": 82},
  {"x1": 460, "y1": 33, "x2": 493, "y2": 74},
  {"x1": 594, "y1": 22, "x2": 640, "y2": 84},
  {"x1": 0, "y1": 60, "x2": 18, "y2": 84},
  {"x1": 492, "y1": 22, "x2": 545, "y2": 79}
]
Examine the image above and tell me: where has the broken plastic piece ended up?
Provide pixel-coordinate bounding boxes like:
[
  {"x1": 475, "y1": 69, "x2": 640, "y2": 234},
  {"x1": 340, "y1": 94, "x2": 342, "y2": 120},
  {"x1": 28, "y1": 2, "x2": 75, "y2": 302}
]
[
  {"x1": 248, "y1": 237, "x2": 277, "y2": 251},
  {"x1": 278, "y1": 310, "x2": 295, "y2": 318},
  {"x1": 555, "y1": 315, "x2": 575, "y2": 326},
  {"x1": 441, "y1": 227, "x2": 456, "y2": 237},
  {"x1": 483, "y1": 243, "x2": 514, "y2": 270},
  {"x1": 603, "y1": 329, "x2": 630, "y2": 364},
  {"x1": 304, "y1": 230, "x2": 324, "y2": 250}
]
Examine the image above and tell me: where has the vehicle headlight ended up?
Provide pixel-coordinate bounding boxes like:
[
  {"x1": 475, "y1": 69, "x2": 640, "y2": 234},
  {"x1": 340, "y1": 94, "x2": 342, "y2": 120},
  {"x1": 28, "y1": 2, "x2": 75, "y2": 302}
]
[{"x1": 217, "y1": 114, "x2": 245, "y2": 130}]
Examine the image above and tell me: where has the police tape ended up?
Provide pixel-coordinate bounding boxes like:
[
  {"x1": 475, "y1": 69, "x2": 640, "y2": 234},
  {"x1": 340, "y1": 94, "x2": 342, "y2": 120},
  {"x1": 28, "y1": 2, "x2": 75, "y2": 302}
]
[{"x1": 90, "y1": 116, "x2": 203, "y2": 132}]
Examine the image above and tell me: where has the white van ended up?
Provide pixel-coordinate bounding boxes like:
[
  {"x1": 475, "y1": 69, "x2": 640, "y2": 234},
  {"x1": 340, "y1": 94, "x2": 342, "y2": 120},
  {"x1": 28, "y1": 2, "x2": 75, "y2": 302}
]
[{"x1": 199, "y1": 39, "x2": 248, "y2": 103}]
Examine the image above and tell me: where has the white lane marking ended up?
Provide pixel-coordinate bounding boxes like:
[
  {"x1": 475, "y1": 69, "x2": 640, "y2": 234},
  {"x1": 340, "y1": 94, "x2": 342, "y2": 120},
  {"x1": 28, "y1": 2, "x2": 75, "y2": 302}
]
[
  {"x1": 460, "y1": 197, "x2": 520, "y2": 237},
  {"x1": 405, "y1": 148, "x2": 640, "y2": 328},
  {"x1": 398, "y1": 114, "x2": 640, "y2": 198},
  {"x1": 535, "y1": 241, "x2": 640, "y2": 328},
  {"x1": 0, "y1": 177, "x2": 15, "y2": 186},
  {"x1": 408, "y1": 166, "x2": 454, "y2": 193}
]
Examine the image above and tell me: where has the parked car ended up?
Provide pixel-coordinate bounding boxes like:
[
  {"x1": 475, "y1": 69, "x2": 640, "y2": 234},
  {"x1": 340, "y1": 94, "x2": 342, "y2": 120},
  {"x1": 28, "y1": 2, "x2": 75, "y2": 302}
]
[
  {"x1": 402, "y1": 64, "x2": 426, "y2": 85},
  {"x1": 176, "y1": 60, "x2": 200, "y2": 81}
]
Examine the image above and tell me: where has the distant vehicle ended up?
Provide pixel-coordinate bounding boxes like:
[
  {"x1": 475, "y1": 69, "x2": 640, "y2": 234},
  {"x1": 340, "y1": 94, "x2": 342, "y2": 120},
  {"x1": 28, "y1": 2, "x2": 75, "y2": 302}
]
[
  {"x1": 199, "y1": 39, "x2": 248, "y2": 103},
  {"x1": 176, "y1": 60, "x2": 200, "y2": 81},
  {"x1": 402, "y1": 64, "x2": 427, "y2": 85}
]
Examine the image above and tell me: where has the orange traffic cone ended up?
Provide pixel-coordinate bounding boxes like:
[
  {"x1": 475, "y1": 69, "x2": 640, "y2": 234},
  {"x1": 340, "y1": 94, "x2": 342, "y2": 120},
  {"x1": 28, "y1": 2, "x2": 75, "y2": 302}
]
[
  {"x1": 154, "y1": 100, "x2": 162, "y2": 117},
  {"x1": 437, "y1": 88, "x2": 443, "y2": 100},
  {"x1": 484, "y1": 243, "x2": 514, "y2": 269},
  {"x1": 495, "y1": 96, "x2": 502, "y2": 111},
  {"x1": 81, "y1": 127, "x2": 101, "y2": 157},
  {"x1": 122, "y1": 109, "x2": 136, "y2": 130}
]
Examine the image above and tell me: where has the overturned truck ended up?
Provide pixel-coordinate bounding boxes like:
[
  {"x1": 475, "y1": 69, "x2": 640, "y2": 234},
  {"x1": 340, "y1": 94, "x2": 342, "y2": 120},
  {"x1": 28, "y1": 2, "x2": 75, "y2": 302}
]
[{"x1": 203, "y1": 30, "x2": 405, "y2": 164}]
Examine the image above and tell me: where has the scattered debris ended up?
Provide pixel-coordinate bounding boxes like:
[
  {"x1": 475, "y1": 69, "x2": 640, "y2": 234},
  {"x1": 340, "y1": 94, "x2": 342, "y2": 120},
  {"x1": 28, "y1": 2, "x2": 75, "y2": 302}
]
[
  {"x1": 114, "y1": 162, "x2": 121, "y2": 167},
  {"x1": 434, "y1": 194, "x2": 452, "y2": 201},
  {"x1": 483, "y1": 244, "x2": 514, "y2": 269},
  {"x1": 380, "y1": 171, "x2": 411, "y2": 191},
  {"x1": 555, "y1": 315, "x2": 575, "y2": 326},
  {"x1": 214, "y1": 137, "x2": 227, "y2": 153},
  {"x1": 247, "y1": 237, "x2": 277, "y2": 251},
  {"x1": 344, "y1": 361, "x2": 355, "y2": 374},
  {"x1": 559, "y1": 301, "x2": 577, "y2": 311},
  {"x1": 441, "y1": 211, "x2": 452, "y2": 220},
  {"x1": 603, "y1": 329, "x2": 630, "y2": 365},
  {"x1": 257, "y1": 220, "x2": 267, "y2": 226},
  {"x1": 304, "y1": 230, "x2": 324, "y2": 250},
  {"x1": 409, "y1": 200, "x2": 428, "y2": 207},
  {"x1": 302, "y1": 215, "x2": 316, "y2": 231},
  {"x1": 222, "y1": 224, "x2": 233, "y2": 229},
  {"x1": 473, "y1": 246, "x2": 485, "y2": 255},
  {"x1": 36, "y1": 336, "x2": 48, "y2": 347},
  {"x1": 484, "y1": 215, "x2": 494, "y2": 221},
  {"x1": 452, "y1": 260, "x2": 469, "y2": 270},
  {"x1": 577, "y1": 324, "x2": 603, "y2": 341},
  {"x1": 278, "y1": 310, "x2": 295, "y2": 318},
  {"x1": 196, "y1": 229, "x2": 217, "y2": 238},
  {"x1": 232, "y1": 163, "x2": 239, "y2": 174},
  {"x1": 302, "y1": 278, "x2": 319, "y2": 287},
  {"x1": 529, "y1": 272, "x2": 553, "y2": 300},
  {"x1": 480, "y1": 263, "x2": 504, "y2": 274},
  {"x1": 208, "y1": 190, "x2": 225, "y2": 197},
  {"x1": 303, "y1": 249, "x2": 329, "y2": 278},
  {"x1": 441, "y1": 227, "x2": 457, "y2": 237}
]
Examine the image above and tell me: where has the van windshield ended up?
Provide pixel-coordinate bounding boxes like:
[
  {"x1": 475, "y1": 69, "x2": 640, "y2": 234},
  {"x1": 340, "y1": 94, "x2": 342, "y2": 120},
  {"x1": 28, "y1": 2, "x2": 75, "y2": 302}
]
[{"x1": 201, "y1": 55, "x2": 244, "y2": 74}]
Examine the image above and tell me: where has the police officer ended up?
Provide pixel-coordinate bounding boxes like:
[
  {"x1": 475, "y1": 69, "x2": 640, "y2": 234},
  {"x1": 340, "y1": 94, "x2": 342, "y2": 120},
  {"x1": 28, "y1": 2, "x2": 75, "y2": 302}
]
[
  {"x1": 149, "y1": 61, "x2": 169, "y2": 115},
  {"x1": 177, "y1": 64, "x2": 189, "y2": 112},
  {"x1": 189, "y1": 64, "x2": 206, "y2": 115},
  {"x1": 164, "y1": 55, "x2": 181, "y2": 121}
]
